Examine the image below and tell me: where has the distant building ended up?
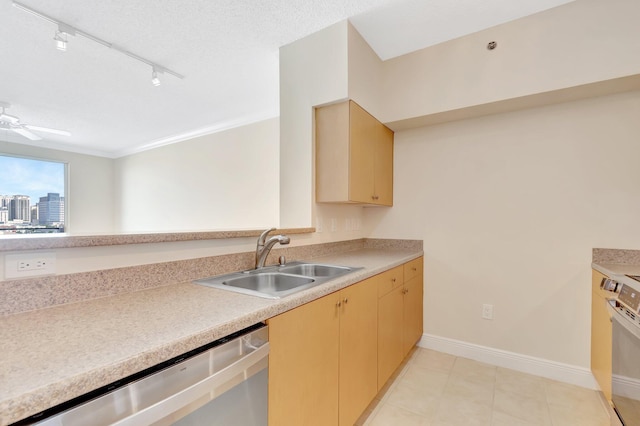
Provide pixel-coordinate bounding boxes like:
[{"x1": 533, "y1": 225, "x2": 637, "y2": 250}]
[
  {"x1": 0, "y1": 207, "x2": 8, "y2": 223},
  {"x1": 10, "y1": 195, "x2": 30, "y2": 222},
  {"x1": 30, "y1": 205, "x2": 39, "y2": 224},
  {"x1": 0, "y1": 195, "x2": 10, "y2": 209},
  {"x1": 38, "y1": 193, "x2": 64, "y2": 226}
]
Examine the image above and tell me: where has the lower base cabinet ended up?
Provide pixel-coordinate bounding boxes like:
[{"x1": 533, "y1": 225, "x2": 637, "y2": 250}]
[
  {"x1": 591, "y1": 269, "x2": 612, "y2": 401},
  {"x1": 377, "y1": 257, "x2": 424, "y2": 390},
  {"x1": 268, "y1": 257, "x2": 424, "y2": 426},
  {"x1": 268, "y1": 292, "x2": 340, "y2": 426},
  {"x1": 268, "y1": 277, "x2": 377, "y2": 426}
]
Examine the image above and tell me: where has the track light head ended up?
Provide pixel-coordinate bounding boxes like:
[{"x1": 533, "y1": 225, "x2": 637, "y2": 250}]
[
  {"x1": 53, "y1": 24, "x2": 75, "y2": 52},
  {"x1": 151, "y1": 68, "x2": 161, "y2": 87},
  {"x1": 54, "y1": 30, "x2": 67, "y2": 51}
]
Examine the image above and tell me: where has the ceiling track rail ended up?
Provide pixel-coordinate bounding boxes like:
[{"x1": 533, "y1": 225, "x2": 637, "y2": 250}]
[{"x1": 12, "y1": 1, "x2": 185, "y2": 81}]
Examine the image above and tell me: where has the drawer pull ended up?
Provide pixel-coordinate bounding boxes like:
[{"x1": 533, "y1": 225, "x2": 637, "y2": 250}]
[
  {"x1": 412, "y1": 267, "x2": 417, "y2": 271},
  {"x1": 343, "y1": 298, "x2": 349, "y2": 304}
]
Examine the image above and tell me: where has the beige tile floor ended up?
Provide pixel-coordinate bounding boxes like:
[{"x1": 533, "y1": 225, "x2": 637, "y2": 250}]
[{"x1": 358, "y1": 348, "x2": 613, "y2": 426}]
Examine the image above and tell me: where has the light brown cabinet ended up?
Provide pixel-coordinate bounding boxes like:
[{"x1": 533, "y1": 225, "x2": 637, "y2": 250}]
[
  {"x1": 377, "y1": 257, "x2": 424, "y2": 390},
  {"x1": 315, "y1": 100, "x2": 394, "y2": 206},
  {"x1": 403, "y1": 258, "x2": 424, "y2": 356},
  {"x1": 268, "y1": 277, "x2": 378, "y2": 426},
  {"x1": 591, "y1": 269, "x2": 612, "y2": 401}
]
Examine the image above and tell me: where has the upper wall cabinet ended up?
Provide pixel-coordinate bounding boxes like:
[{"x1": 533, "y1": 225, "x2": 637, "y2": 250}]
[{"x1": 315, "y1": 100, "x2": 393, "y2": 206}]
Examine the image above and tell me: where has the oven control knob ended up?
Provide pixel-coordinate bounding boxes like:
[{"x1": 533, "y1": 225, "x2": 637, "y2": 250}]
[{"x1": 601, "y1": 278, "x2": 619, "y2": 292}]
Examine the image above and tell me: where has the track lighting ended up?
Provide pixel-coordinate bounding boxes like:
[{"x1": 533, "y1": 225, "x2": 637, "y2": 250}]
[
  {"x1": 151, "y1": 68, "x2": 161, "y2": 86},
  {"x1": 12, "y1": 1, "x2": 184, "y2": 84},
  {"x1": 53, "y1": 24, "x2": 74, "y2": 52},
  {"x1": 53, "y1": 30, "x2": 67, "y2": 51}
]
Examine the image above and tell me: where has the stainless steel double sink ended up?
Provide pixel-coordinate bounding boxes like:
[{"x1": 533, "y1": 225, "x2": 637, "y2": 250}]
[{"x1": 194, "y1": 261, "x2": 361, "y2": 299}]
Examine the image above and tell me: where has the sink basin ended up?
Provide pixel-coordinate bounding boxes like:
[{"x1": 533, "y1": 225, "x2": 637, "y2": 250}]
[
  {"x1": 194, "y1": 261, "x2": 360, "y2": 299},
  {"x1": 278, "y1": 263, "x2": 351, "y2": 277},
  {"x1": 225, "y1": 273, "x2": 314, "y2": 294},
  {"x1": 195, "y1": 272, "x2": 315, "y2": 299}
]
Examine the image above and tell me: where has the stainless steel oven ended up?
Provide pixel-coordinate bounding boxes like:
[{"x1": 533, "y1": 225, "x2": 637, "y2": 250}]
[
  {"x1": 607, "y1": 284, "x2": 640, "y2": 426},
  {"x1": 12, "y1": 324, "x2": 269, "y2": 426}
]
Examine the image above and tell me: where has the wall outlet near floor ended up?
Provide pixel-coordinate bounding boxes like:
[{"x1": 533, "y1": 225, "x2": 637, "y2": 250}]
[
  {"x1": 5, "y1": 252, "x2": 56, "y2": 279},
  {"x1": 482, "y1": 304, "x2": 494, "y2": 320}
]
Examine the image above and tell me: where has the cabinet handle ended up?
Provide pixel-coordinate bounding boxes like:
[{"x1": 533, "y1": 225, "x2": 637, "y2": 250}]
[
  {"x1": 392, "y1": 278, "x2": 396, "y2": 283},
  {"x1": 403, "y1": 289, "x2": 409, "y2": 295},
  {"x1": 412, "y1": 267, "x2": 417, "y2": 271},
  {"x1": 336, "y1": 301, "x2": 342, "y2": 308},
  {"x1": 371, "y1": 195, "x2": 379, "y2": 200},
  {"x1": 343, "y1": 298, "x2": 349, "y2": 304}
]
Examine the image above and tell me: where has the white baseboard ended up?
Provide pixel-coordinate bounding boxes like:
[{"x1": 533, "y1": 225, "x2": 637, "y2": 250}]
[
  {"x1": 613, "y1": 374, "x2": 640, "y2": 400},
  {"x1": 418, "y1": 333, "x2": 598, "y2": 390}
]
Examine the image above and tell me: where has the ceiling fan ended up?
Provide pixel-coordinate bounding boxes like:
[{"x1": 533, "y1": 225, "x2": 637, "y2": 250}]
[{"x1": 0, "y1": 102, "x2": 71, "y2": 141}]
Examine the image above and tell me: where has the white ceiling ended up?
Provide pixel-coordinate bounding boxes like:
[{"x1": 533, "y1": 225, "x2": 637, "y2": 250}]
[{"x1": 0, "y1": 0, "x2": 574, "y2": 158}]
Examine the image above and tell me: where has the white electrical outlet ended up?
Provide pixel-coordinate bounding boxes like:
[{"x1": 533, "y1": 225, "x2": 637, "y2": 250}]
[
  {"x1": 482, "y1": 304, "x2": 494, "y2": 320},
  {"x1": 5, "y1": 252, "x2": 56, "y2": 279}
]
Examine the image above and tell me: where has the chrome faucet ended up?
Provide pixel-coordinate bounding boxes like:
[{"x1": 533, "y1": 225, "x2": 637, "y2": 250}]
[{"x1": 255, "y1": 228, "x2": 290, "y2": 269}]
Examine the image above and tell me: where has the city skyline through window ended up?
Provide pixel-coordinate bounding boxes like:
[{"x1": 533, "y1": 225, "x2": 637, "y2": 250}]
[{"x1": 0, "y1": 154, "x2": 66, "y2": 234}]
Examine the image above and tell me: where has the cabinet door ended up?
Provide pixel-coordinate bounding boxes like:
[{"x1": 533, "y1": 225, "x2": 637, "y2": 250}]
[
  {"x1": 377, "y1": 285, "x2": 404, "y2": 390},
  {"x1": 373, "y1": 120, "x2": 394, "y2": 206},
  {"x1": 403, "y1": 274, "x2": 424, "y2": 357},
  {"x1": 339, "y1": 278, "x2": 378, "y2": 426},
  {"x1": 591, "y1": 270, "x2": 612, "y2": 401},
  {"x1": 268, "y1": 295, "x2": 341, "y2": 426},
  {"x1": 349, "y1": 101, "x2": 376, "y2": 204}
]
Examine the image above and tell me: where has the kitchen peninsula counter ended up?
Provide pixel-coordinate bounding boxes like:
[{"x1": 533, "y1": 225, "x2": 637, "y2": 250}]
[{"x1": 0, "y1": 247, "x2": 422, "y2": 426}]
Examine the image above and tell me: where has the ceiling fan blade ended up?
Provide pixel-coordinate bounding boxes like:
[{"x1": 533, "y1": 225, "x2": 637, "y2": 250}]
[
  {"x1": 12, "y1": 127, "x2": 42, "y2": 141},
  {"x1": 24, "y1": 124, "x2": 71, "y2": 137}
]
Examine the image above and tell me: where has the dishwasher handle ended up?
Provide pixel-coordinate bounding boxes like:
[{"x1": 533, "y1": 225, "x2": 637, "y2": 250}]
[{"x1": 111, "y1": 341, "x2": 269, "y2": 426}]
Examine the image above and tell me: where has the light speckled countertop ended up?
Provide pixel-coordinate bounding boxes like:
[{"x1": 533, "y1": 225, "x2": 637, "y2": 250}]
[{"x1": 0, "y1": 248, "x2": 422, "y2": 426}]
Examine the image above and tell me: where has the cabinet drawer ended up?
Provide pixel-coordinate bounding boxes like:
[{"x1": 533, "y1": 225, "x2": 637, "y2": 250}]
[
  {"x1": 377, "y1": 266, "x2": 404, "y2": 298},
  {"x1": 404, "y1": 257, "x2": 423, "y2": 282}
]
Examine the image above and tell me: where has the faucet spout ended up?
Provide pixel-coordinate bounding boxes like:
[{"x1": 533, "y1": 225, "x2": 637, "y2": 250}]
[{"x1": 255, "y1": 228, "x2": 290, "y2": 268}]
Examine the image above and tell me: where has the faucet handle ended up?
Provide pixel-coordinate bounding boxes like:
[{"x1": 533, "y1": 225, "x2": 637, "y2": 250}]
[{"x1": 258, "y1": 227, "x2": 276, "y2": 245}]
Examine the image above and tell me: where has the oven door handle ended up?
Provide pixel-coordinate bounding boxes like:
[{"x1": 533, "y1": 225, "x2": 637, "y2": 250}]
[
  {"x1": 606, "y1": 298, "x2": 640, "y2": 340},
  {"x1": 110, "y1": 341, "x2": 269, "y2": 426}
]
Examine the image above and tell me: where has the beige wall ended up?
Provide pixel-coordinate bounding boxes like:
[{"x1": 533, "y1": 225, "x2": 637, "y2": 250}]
[
  {"x1": 0, "y1": 139, "x2": 115, "y2": 234},
  {"x1": 279, "y1": 20, "x2": 349, "y2": 229},
  {"x1": 114, "y1": 118, "x2": 280, "y2": 232},
  {"x1": 364, "y1": 90, "x2": 640, "y2": 367}
]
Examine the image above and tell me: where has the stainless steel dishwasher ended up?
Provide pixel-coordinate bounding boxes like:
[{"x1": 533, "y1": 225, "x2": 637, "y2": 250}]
[{"x1": 13, "y1": 324, "x2": 269, "y2": 426}]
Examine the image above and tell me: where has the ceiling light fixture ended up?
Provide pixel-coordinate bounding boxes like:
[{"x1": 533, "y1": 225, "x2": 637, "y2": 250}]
[
  {"x1": 151, "y1": 67, "x2": 161, "y2": 86},
  {"x1": 53, "y1": 30, "x2": 67, "y2": 51},
  {"x1": 53, "y1": 23, "x2": 75, "y2": 52},
  {"x1": 12, "y1": 1, "x2": 184, "y2": 85},
  {"x1": 0, "y1": 104, "x2": 20, "y2": 124}
]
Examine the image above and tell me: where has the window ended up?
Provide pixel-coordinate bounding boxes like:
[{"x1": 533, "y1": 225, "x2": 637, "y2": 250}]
[{"x1": 0, "y1": 154, "x2": 66, "y2": 234}]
